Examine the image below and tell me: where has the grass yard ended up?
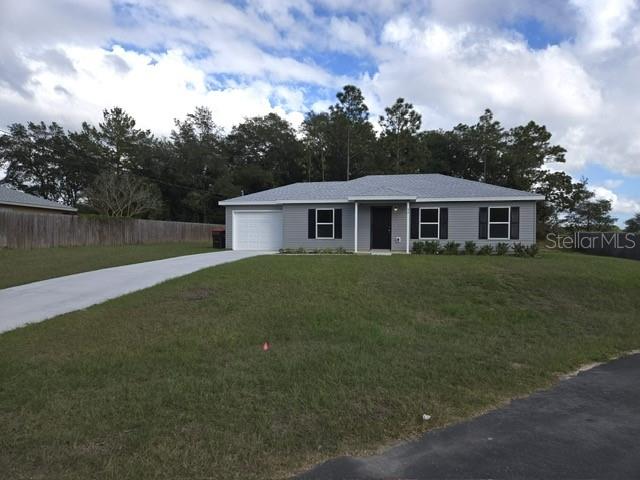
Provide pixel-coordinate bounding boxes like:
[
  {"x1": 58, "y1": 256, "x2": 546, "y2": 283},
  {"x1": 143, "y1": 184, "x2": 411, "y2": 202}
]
[
  {"x1": 1, "y1": 251, "x2": 639, "y2": 479},
  {"x1": 0, "y1": 242, "x2": 214, "y2": 289}
]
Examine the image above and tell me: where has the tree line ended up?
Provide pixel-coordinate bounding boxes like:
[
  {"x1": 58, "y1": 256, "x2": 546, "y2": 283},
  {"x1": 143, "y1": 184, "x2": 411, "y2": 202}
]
[{"x1": 1, "y1": 85, "x2": 629, "y2": 234}]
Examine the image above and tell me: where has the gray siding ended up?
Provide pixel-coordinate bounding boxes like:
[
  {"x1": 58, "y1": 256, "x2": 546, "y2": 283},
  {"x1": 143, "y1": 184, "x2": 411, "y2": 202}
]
[
  {"x1": 226, "y1": 200, "x2": 536, "y2": 251},
  {"x1": 283, "y1": 203, "x2": 354, "y2": 249},
  {"x1": 357, "y1": 204, "x2": 370, "y2": 250},
  {"x1": 225, "y1": 205, "x2": 283, "y2": 249},
  {"x1": 391, "y1": 204, "x2": 408, "y2": 251},
  {"x1": 409, "y1": 201, "x2": 536, "y2": 248}
]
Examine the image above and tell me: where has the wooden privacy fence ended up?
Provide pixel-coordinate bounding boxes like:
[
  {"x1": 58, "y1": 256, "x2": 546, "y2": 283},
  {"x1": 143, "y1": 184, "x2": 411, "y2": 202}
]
[
  {"x1": 574, "y1": 232, "x2": 640, "y2": 261},
  {"x1": 0, "y1": 209, "x2": 223, "y2": 249}
]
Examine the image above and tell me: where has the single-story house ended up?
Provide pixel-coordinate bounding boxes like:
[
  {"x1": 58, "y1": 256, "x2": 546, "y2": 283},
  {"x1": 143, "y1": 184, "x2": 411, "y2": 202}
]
[
  {"x1": 219, "y1": 174, "x2": 544, "y2": 252},
  {"x1": 0, "y1": 185, "x2": 77, "y2": 215}
]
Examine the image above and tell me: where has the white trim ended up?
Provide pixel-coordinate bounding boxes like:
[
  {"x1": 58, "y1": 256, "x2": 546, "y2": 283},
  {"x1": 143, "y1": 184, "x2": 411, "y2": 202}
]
[
  {"x1": 347, "y1": 195, "x2": 416, "y2": 201},
  {"x1": 415, "y1": 195, "x2": 544, "y2": 202},
  {"x1": 220, "y1": 195, "x2": 544, "y2": 206},
  {"x1": 405, "y1": 202, "x2": 410, "y2": 253},
  {"x1": 219, "y1": 199, "x2": 347, "y2": 206},
  {"x1": 316, "y1": 207, "x2": 335, "y2": 239},
  {"x1": 0, "y1": 200, "x2": 77, "y2": 212},
  {"x1": 488, "y1": 206, "x2": 511, "y2": 240},
  {"x1": 418, "y1": 207, "x2": 440, "y2": 240},
  {"x1": 354, "y1": 202, "x2": 359, "y2": 253},
  {"x1": 230, "y1": 209, "x2": 282, "y2": 213}
]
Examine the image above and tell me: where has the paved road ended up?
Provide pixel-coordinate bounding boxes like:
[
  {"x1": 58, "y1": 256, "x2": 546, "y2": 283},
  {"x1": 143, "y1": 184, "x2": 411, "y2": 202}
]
[
  {"x1": 300, "y1": 353, "x2": 640, "y2": 479},
  {"x1": 0, "y1": 250, "x2": 269, "y2": 334}
]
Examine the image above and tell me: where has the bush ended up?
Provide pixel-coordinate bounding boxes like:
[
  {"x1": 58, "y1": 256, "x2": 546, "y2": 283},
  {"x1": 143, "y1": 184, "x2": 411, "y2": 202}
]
[
  {"x1": 411, "y1": 240, "x2": 440, "y2": 254},
  {"x1": 464, "y1": 241, "x2": 477, "y2": 255},
  {"x1": 512, "y1": 243, "x2": 527, "y2": 257},
  {"x1": 443, "y1": 241, "x2": 460, "y2": 255},
  {"x1": 525, "y1": 244, "x2": 539, "y2": 257},
  {"x1": 495, "y1": 242, "x2": 510, "y2": 255},
  {"x1": 424, "y1": 241, "x2": 441, "y2": 254},
  {"x1": 478, "y1": 245, "x2": 493, "y2": 255},
  {"x1": 279, "y1": 247, "x2": 351, "y2": 255}
]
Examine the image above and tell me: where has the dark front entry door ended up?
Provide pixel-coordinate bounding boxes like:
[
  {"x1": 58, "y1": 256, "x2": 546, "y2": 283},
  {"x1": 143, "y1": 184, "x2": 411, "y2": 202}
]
[{"x1": 370, "y1": 206, "x2": 392, "y2": 249}]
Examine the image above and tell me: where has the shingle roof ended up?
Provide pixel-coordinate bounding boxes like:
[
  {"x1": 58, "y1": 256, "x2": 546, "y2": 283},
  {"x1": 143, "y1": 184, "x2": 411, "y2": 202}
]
[
  {"x1": 0, "y1": 185, "x2": 77, "y2": 212},
  {"x1": 219, "y1": 174, "x2": 544, "y2": 205}
]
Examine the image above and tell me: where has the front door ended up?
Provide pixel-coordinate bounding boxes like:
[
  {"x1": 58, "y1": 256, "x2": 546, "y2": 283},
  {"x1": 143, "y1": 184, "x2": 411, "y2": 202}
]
[{"x1": 370, "y1": 206, "x2": 392, "y2": 249}]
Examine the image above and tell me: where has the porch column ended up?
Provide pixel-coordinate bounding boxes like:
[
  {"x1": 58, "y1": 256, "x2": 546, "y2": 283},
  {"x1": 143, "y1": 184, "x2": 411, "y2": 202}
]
[
  {"x1": 406, "y1": 201, "x2": 410, "y2": 253},
  {"x1": 354, "y1": 201, "x2": 359, "y2": 253}
]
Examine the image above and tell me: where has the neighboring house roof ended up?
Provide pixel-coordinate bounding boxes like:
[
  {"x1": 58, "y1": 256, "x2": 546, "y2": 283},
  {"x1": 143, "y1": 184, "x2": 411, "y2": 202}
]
[
  {"x1": 0, "y1": 185, "x2": 77, "y2": 212},
  {"x1": 219, "y1": 174, "x2": 545, "y2": 206}
]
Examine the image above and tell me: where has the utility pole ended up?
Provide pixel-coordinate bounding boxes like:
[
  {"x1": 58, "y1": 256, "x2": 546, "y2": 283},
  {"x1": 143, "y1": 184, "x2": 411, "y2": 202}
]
[{"x1": 346, "y1": 126, "x2": 351, "y2": 180}]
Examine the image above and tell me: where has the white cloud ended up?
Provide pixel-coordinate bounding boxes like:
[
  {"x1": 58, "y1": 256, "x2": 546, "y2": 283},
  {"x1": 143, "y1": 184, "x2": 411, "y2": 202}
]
[
  {"x1": 0, "y1": 45, "x2": 310, "y2": 134},
  {"x1": 1, "y1": 0, "x2": 640, "y2": 183},
  {"x1": 327, "y1": 16, "x2": 374, "y2": 54},
  {"x1": 593, "y1": 186, "x2": 640, "y2": 217},
  {"x1": 571, "y1": 0, "x2": 638, "y2": 52},
  {"x1": 373, "y1": 18, "x2": 601, "y2": 126}
]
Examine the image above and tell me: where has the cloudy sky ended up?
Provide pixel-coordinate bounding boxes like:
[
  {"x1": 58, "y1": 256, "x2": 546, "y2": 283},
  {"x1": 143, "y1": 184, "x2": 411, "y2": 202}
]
[{"x1": 1, "y1": 0, "x2": 639, "y2": 223}]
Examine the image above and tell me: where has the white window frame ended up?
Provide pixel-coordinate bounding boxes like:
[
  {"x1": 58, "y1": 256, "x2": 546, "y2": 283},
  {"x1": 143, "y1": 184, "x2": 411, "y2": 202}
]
[
  {"x1": 488, "y1": 206, "x2": 510, "y2": 240},
  {"x1": 316, "y1": 208, "x2": 335, "y2": 239},
  {"x1": 419, "y1": 207, "x2": 440, "y2": 240}
]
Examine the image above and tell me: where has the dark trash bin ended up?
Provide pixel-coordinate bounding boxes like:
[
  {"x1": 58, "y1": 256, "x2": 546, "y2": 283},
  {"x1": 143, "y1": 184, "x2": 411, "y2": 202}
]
[{"x1": 211, "y1": 227, "x2": 226, "y2": 249}]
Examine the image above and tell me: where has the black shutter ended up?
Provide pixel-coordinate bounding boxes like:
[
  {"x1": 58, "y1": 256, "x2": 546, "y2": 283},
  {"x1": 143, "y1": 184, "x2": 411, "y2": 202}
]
[
  {"x1": 510, "y1": 206, "x2": 520, "y2": 240},
  {"x1": 334, "y1": 209, "x2": 342, "y2": 239},
  {"x1": 308, "y1": 209, "x2": 316, "y2": 239},
  {"x1": 479, "y1": 207, "x2": 488, "y2": 239},
  {"x1": 439, "y1": 208, "x2": 448, "y2": 239},
  {"x1": 410, "y1": 208, "x2": 419, "y2": 239}
]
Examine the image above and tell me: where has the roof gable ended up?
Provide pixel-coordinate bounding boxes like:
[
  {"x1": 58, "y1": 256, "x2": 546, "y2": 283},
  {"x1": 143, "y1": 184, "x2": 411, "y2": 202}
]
[
  {"x1": 219, "y1": 174, "x2": 544, "y2": 205},
  {"x1": 0, "y1": 185, "x2": 77, "y2": 212}
]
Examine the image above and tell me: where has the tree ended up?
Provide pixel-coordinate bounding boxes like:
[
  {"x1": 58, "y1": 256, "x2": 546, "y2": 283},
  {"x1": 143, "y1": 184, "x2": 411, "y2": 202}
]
[
  {"x1": 565, "y1": 198, "x2": 617, "y2": 231},
  {"x1": 624, "y1": 213, "x2": 640, "y2": 233},
  {"x1": 328, "y1": 85, "x2": 376, "y2": 179},
  {"x1": 74, "y1": 107, "x2": 155, "y2": 174},
  {"x1": 301, "y1": 111, "x2": 331, "y2": 181},
  {"x1": 378, "y1": 97, "x2": 423, "y2": 173},
  {"x1": 86, "y1": 171, "x2": 162, "y2": 217},
  {"x1": 0, "y1": 121, "x2": 86, "y2": 205},
  {"x1": 225, "y1": 112, "x2": 305, "y2": 192},
  {"x1": 535, "y1": 172, "x2": 592, "y2": 236},
  {"x1": 499, "y1": 121, "x2": 566, "y2": 191},
  {"x1": 165, "y1": 106, "x2": 226, "y2": 223}
]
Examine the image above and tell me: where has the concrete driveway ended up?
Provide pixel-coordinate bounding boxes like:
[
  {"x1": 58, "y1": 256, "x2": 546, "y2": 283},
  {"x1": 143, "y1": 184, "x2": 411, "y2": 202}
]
[
  {"x1": 0, "y1": 250, "x2": 269, "y2": 334},
  {"x1": 300, "y1": 353, "x2": 640, "y2": 479}
]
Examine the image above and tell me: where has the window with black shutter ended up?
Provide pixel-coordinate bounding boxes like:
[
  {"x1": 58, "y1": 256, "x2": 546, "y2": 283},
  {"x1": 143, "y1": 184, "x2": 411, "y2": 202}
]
[
  {"x1": 419, "y1": 207, "x2": 439, "y2": 239},
  {"x1": 308, "y1": 209, "x2": 316, "y2": 239},
  {"x1": 334, "y1": 209, "x2": 342, "y2": 239},
  {"x1": 410, "y1": 208, "x2": 419, "y2": 239},
  {"x1": 439, "y1": 208, "x2": 448, "y2": 239},
  {"x1": 316, "y1": 208, "x2": 335, "y2": 239},
  {"x1": 488, "y1": 207, "x2": 510, "y2": 239},
  {"x1": 479, "y1": 207, "x2": 488, "y2": 239},
  {"x1": 510, "y1": 206, "x2": 520, "y2": 240}
]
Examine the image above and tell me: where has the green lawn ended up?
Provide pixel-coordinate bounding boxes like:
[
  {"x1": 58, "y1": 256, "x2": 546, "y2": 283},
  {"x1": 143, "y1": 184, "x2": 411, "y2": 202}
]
[
  {"x1": 1, "y1": 251, "x2": 639, "y2": 479},
  {"x1": 0, "y1": 242, "x2": 215, "y2": 289}
]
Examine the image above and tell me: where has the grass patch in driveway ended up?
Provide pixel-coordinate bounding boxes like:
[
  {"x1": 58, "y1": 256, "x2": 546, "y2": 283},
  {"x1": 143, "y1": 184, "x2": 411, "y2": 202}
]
[
  {"x1": 0, "y1": 242, "x2": 215, "y2": 289},
  {"x1": 1, "y1": 251, "x2": 639, "y2": 479}
]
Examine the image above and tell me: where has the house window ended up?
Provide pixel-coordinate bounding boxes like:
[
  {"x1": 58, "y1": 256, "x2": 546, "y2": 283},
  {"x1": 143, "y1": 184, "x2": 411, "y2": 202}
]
[
  {"x1": 489, "y1": 207, "x2": 510, "y2": 239},
  {"x1": 316, "y1": 208, "x2": 334, "y2": 239},
  {"x1": 419, "y1": 207, "x2": 439, "y2": 239}
]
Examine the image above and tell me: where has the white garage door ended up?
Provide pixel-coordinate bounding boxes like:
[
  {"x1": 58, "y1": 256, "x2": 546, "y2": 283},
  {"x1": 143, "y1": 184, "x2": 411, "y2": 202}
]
[{"x1": 233, "y1": 210, "x2": 283, "y2": 251}]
